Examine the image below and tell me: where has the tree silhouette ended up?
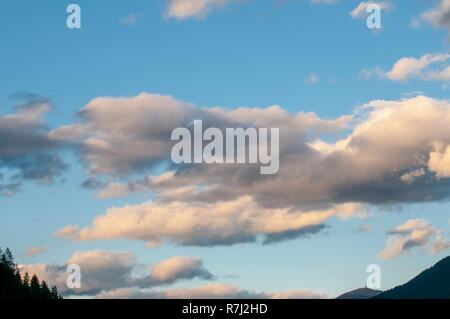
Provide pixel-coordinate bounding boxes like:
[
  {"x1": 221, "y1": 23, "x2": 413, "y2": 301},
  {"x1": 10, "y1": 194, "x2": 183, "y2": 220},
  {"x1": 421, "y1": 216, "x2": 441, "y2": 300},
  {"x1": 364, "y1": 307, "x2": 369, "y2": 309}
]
[
  {"x1": 0, "y1": 246, "x2": 62, "y2": 299},
  {"x1": 30, "y1": 274, "x2": 41, "y2": 298}
]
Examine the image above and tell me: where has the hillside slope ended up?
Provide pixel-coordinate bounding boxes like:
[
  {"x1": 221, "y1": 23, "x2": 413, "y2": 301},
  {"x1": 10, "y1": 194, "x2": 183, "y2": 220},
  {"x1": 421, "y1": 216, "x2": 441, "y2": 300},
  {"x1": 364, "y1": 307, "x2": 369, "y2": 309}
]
[
  {"x1": 374, "y1": 256, "x2": 450, "y2": 299},
  {"x1": 336, "y1": 287, "x2": 382, "y2": 299}
]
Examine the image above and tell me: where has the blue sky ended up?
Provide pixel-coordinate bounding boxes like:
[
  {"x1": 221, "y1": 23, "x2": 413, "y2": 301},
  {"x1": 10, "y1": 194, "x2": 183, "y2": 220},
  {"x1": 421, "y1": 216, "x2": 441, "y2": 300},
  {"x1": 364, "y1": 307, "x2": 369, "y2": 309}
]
[{"x1": 0, "y1": 0, "x2": 449, "y2": 298}]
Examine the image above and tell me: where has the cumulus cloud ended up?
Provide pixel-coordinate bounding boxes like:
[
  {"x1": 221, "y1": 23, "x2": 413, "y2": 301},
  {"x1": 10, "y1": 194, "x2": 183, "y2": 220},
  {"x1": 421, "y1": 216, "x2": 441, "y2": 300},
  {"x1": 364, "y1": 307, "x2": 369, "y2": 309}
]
[
  {"x1": 379, "y1": 219, "x2": 450, "y2": 259},
  {"x1": 0, "y1": 94, "x2": 68, "y2": 195},
  {"x1": 101, "y1": 95, "x2": 450, "y2": 206},
  {"x1": 428, "y1": 143, "x2": 450, "y2": 178},
  {"x1": 150, "y1": 257, "x2": 214, "y2": 283},
  {"x1": 95, "y1": 283, "x2": 328, "y2": 299},
  {"x1": 19, "y1": 251, "x2": 213, "y2": 296},
  {"x1": 51, "y1": 92, "x2": 351, "y2": 179},
  {"x1": 55, "y1": 196, "x2": 361, "y2": 247},
  {"x1": 50, "y1": 93, "x2": 450, "y2": 247},
  {"x1": 50, "y1": 94, "x2": 197, "y2": 176},
  {"x1": 363, "y1": 53, "x2": 450, "y2": 82},
  {"x1": 350, "y1": 1, "x2": 392, "y2": 19},
  {"x1": 20, "y1": 250, "x2": 325, "y2": 299}
]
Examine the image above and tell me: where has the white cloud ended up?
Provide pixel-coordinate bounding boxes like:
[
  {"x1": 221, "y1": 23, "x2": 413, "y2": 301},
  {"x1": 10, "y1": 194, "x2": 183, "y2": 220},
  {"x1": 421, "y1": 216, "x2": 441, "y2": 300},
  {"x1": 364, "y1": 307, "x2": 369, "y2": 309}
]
[
  {"x1": 55, "y1": 196, "x2": 365, "y2": 247},
  {"x1": 418, "y1": 0, "x2": 450, "y2": 41},
  {"x1": 19, "y1": 251, "x2": 213, "y2": 296},
  {"x1": 19, "y1": 250, "x2": 326, "y2": 299},
  {"x1": 364, "y1": 53, "x2": 450, "y2": 82},
  {"x1": 428, "y1": 143, "x2": 450, "y2": 178},
  {"x1": 350, "y1": 1, "x2": 392, "y2": 19},
  {"x1": 386, "y1": 54, "x2": 450, "y2": 82},
  {"x1": 97, "y1": 182, "x2": 131, "y2": 198},
  {"x1": 400, "y1": 168, "x2": 425, "y2": 184},
  {"x1": 379, "y1": 219, "x2": 450, "y2": 259},
  {"x1": 305, "y1": 73, "x2": 319, "y2": 84},
  {"x1": 50, "y1": 93, "x2": 197, "y2": 176},
  {"x1": 51, "y1": 94, "x2": 450, "y2": 247},
  {"x1": 164, "y1": 0, "x2": 343, "y2": 20},
  {"x1": 120, "y1": 13, "x2": 144, "y2": 26},
  {"x1": 24, "y1": 246, "x2": 50, "y2": 257},
  {"x1": 50, "y1": 92, "x2": 351, "y2": 178},
  {"x1": 165, "y1": 0, "x2": 241, "y2": 19},
  {"x1": 95, "y1": 283, "x2": 328, "y2": 299},
  {"x1": 151, "y1": 257, "x2": 213, "y2": 283}
]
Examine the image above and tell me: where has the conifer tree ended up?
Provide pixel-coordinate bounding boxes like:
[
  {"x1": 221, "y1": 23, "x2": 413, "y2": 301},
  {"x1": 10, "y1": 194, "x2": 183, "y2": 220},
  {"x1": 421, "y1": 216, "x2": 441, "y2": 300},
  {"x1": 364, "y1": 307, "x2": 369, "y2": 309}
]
[
  {"x1": 41, "y1": 280, "x2": 51, "y2": 299},
  {"x1": 30, "y1": 274, "x2": 41, "y2": 298},
  {"x1": 22, "y1": 272, "x2": 30, "y2": 288},
  {"x1": 0, "y1": 247, "x2": 61, "y2": 299},
  {"x1": 51, "y1": 285, "x2": 58, "y2": 299}
]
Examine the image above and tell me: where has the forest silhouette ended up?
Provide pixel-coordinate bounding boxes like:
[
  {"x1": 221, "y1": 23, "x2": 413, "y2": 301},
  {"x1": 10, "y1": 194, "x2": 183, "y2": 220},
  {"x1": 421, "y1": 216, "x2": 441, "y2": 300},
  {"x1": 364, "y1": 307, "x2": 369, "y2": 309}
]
[{"x1": 0, "y1": 247, "x2": 62, "y2": 299}]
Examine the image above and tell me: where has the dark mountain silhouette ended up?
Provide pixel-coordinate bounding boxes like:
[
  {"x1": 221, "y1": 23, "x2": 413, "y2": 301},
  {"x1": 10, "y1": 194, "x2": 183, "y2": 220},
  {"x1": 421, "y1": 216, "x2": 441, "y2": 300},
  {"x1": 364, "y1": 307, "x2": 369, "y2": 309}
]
[
  {"x1": 0, "y1": 247, "x2": 62, "y2": 299},
  {"x1": 336, "y1": 287, "x2": 382, "y2": 299},
  {"x1": 374, "y1": 256, "x2": 450, "y2": 299}
]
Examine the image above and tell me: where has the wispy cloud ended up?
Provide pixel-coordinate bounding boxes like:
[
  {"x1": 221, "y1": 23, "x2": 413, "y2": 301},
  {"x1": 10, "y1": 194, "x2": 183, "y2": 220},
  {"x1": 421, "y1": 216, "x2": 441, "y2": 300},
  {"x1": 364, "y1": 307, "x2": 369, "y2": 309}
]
[
  {"x1": 19, "y1": 251, "x2": 214, "y2": 296},
  {"x1": 414, "y1": 0, "x2": 450, "y2": 41},
  {"x1": 350, "y1": 1, "x2": 392, "y2": 19},
  {"x1": 120, "y1": 12, "x2": 143, "y2": 26},
  {"x1": 24, "y1": 246, "x2": 50, "y2": 257},
  {"x1": 165, "y1": 0, "x2": 241, "y2": 20},
  {"x1": 304, "y1": 73, "x2": 319, "y2": 84},
  {"x1": 379, "y1": 219, "x2": 450, "y2": 260}
]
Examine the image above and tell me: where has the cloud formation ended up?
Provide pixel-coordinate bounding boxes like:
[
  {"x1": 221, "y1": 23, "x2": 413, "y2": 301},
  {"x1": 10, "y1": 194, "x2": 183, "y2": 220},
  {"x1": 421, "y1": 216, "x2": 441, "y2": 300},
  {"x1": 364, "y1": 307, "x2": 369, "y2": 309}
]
[
  {"x1": 428, "y1": 143, "x2": 450, "y2": 178},
  {"x1": 49, "y1": 93, "x2": 450, "y2": 247},
  {"x1": 91, "y1": 95, "x2": 450, "y2": 208},
  {"x1": 24, "y1": 246, "x2": 50, "y2": 257},
  {"x1": 55, "y1": 196, "x2": 356, "y2": 247},
  {"x1": 3, "y1": 91, "x2": 450, "y2": 248},
  {"x1": 95, "y1": 283, "x2": 328, "y2": 299},
  {"x1": 50, "y1": 92, "x2": 350, "y2": 179},
  {"x1": 120, "y1": 12, "x2": 144, "y2": 25},
  {"x1": 19, "y1": 250, "x2": 326, "y2": 299},
  {"x1": 19, "y1": 251, "x2": 213, "y2": 296},
  {"x1": 350, "y1": 1, "x2": 392, "y2": 19},
  {"x1": 164, "y1": 0, "x2": 343, "y2": 20},
  {"x1": 379, "y1": 219, "x2": 450, "y2": 259},
  {"x1": 0, "y1": 94, "x2": 68, "y2": 195},
  {"x1": 418, "y1": 0, "x2": 450, "y2": 41},
  {"x1": 149, "y1": 257, "x2": 214, "y2": 284},
  {"x1": 363, "y1": 53, "x2": 450, "y2": 82},
  {"x1": 165, "y1": 0, "x2": 242, "y2": 19},
  {"x1": 304, "y1": 73, "x2": 319, "y2": 84}
]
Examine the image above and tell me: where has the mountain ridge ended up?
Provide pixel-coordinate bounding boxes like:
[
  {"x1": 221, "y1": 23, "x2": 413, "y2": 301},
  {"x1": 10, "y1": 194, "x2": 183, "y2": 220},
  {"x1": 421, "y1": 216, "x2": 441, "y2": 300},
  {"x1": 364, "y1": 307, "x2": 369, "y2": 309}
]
[
  {"x1": 336, "y1": 287, "x2": 382, "y2": 299},
  {"x1": 374, "y1": 256, "x2": 450, "y2": 299}
]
